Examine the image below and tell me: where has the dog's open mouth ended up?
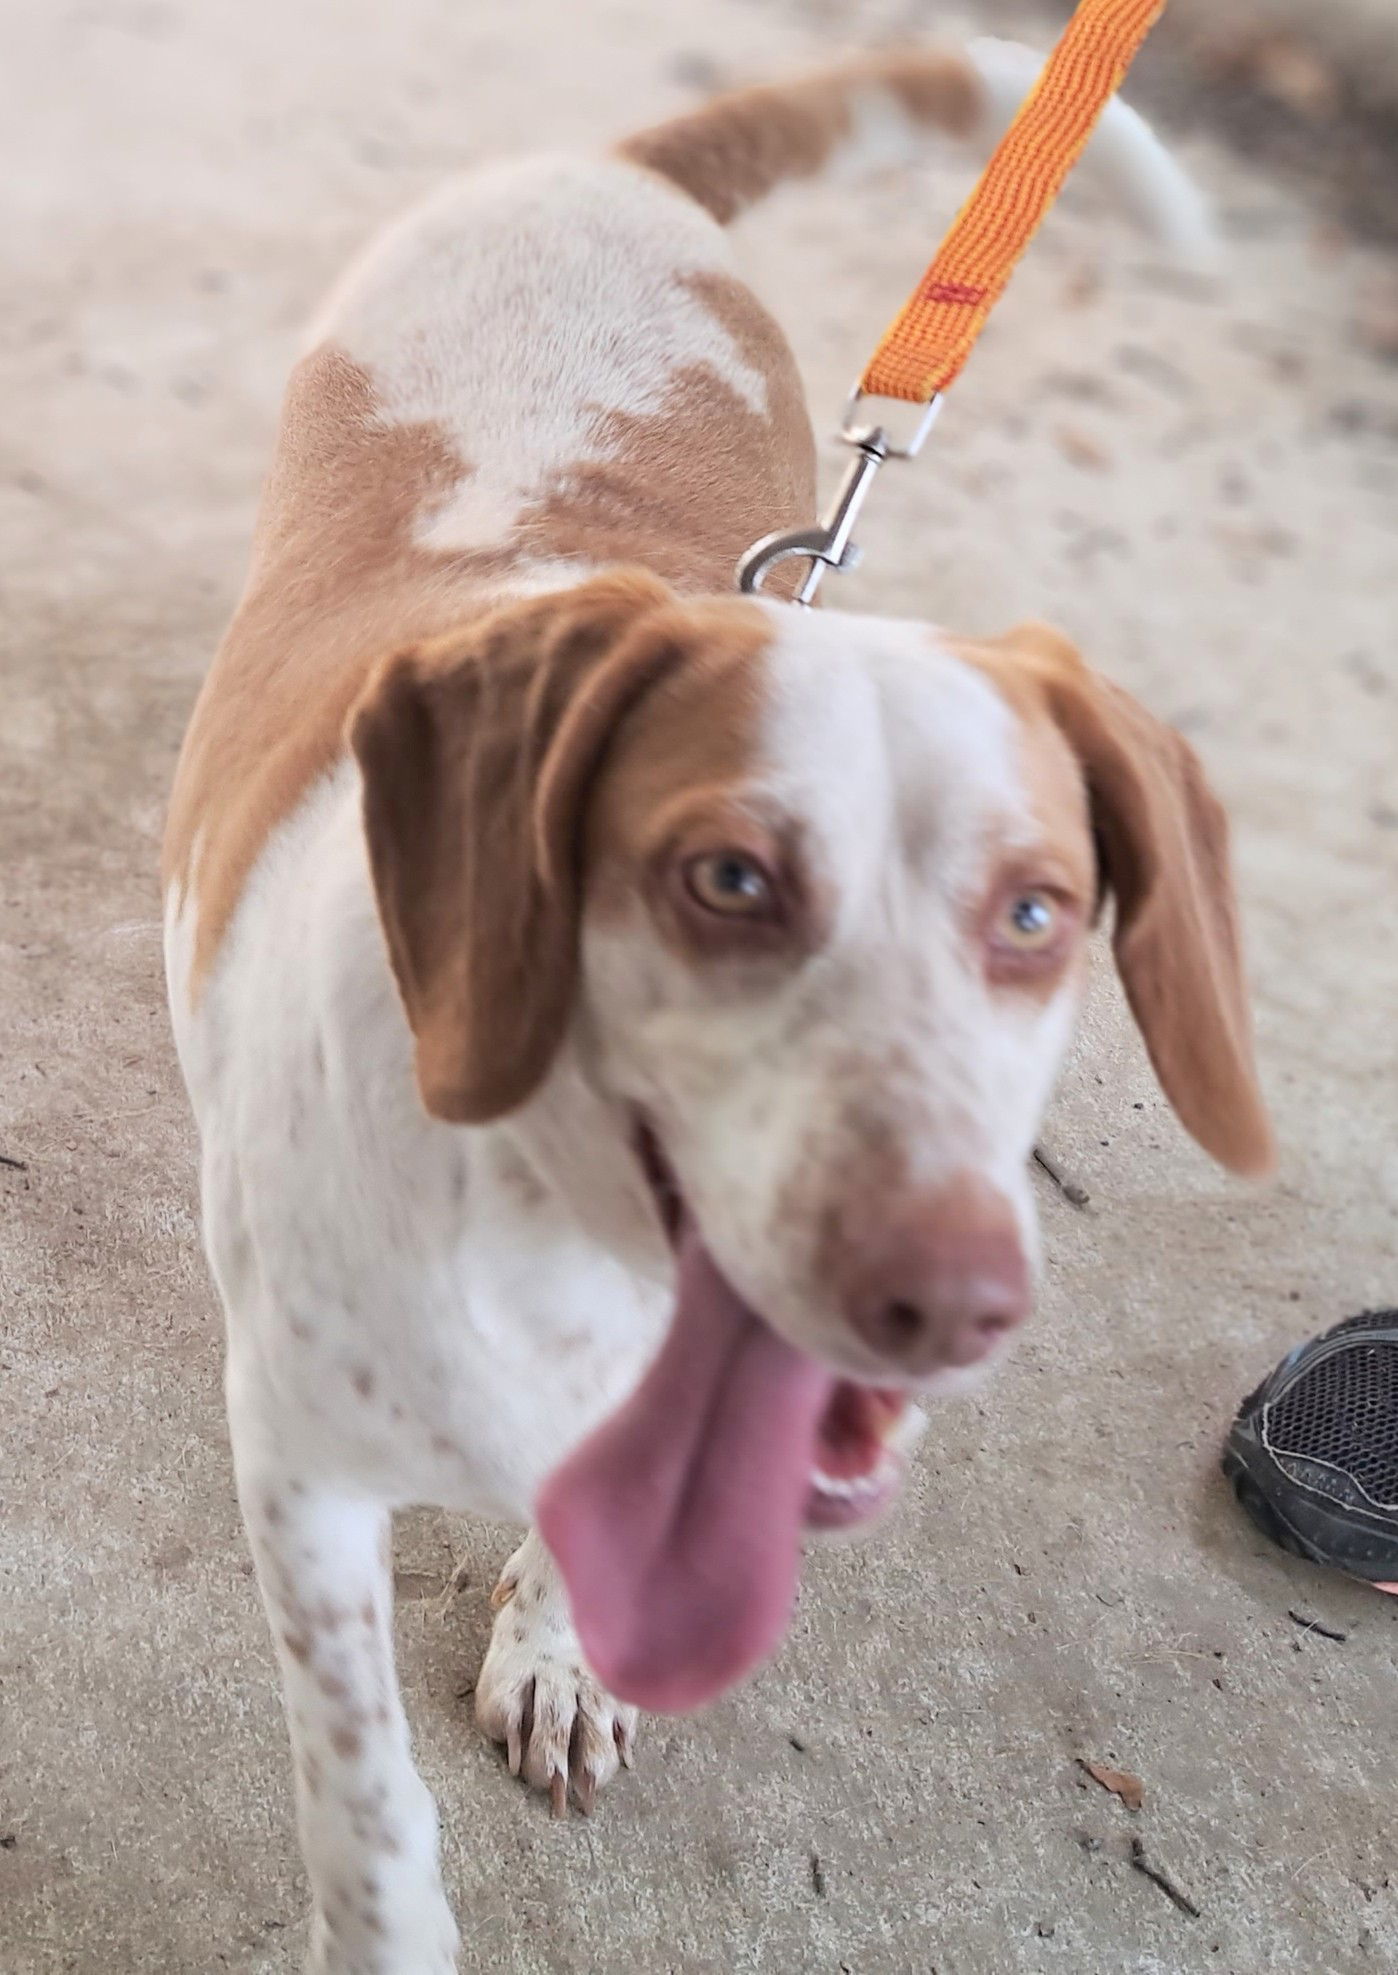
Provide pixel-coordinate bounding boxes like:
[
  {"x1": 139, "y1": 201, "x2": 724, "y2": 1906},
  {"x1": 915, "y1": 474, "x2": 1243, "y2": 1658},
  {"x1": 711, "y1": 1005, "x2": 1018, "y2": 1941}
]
[
  {"x1": 633, "y1": 1122, "x2": 911, "y2": 1525},
  {"x1": 535, "y1": 1126, "x2": 912, "y2": 1714}
]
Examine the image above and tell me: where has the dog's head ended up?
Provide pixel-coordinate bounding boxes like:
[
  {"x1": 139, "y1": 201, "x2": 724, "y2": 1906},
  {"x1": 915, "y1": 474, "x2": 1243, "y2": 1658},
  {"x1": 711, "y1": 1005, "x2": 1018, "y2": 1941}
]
[{"x1": 351, "y1": 570, "x2": 1271, "y2": 1706}]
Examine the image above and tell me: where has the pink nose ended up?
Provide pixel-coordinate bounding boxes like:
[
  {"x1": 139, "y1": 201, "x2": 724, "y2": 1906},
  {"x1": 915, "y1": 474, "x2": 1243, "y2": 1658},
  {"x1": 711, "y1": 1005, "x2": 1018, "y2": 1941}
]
[{"x1": 836, "y1": 1174, "x2": 1030, "y2": 1376}]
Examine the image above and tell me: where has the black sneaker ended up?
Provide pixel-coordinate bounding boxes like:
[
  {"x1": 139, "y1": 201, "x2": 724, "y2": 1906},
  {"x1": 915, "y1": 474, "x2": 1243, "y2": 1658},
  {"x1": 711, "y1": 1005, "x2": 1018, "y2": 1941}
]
[{"x1": 1222, "y1": 1309, "x2": 1398, "y2": 1590}]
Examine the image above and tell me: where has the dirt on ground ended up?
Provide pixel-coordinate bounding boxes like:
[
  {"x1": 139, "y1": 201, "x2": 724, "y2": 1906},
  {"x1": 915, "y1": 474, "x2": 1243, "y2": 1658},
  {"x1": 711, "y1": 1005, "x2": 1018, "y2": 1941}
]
[{"x1": 2, "y1": 1, "x2": 1397, "y2": 1971}]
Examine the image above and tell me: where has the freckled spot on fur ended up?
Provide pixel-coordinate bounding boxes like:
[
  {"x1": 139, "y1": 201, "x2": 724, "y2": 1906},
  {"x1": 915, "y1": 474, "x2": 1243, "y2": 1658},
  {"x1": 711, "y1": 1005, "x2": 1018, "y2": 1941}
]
[
  {"x1": 360, "y1": 1598, "x2": 376, "y2": 1627},
  {"x1": 302, "y1": 1753, "x2": 323, "y2": 1799},
  {"x1": 288, "y1": 1479, "x2": 307, "y2": 1497},
  {"x1": 429, "y1": 1431, "x2": 460, "y2": 1459},
  {"x1": 288, "y1": 1316, "x2": 313, "y2": 1341},
  {"x1": 389, "y1": 1401, "x2": 405, "y2": 1421},
  {"x1": 331, "y1": 1724, "x2": 363, "y2": 1760},
  {"x1": 282, "y1": 1630, "x2": 311, "y2": 1664},
  {"x1": 317, "y1": 1670, "x2": 351, "y2": 1702},
  {"x1": 362, "y1": 1907, "x2": 384, "y2": 1934},
  {"x1": 360, "y1": 1875, "x2": 380, "y2": 1900},
  {"x1": 312, "y1": 1036, "x2": 327, "y2": 1080},
  {"x1": 374, "y1": 1703, "x2": 390, "y2": 1726},
  {"x1": 494, "y1": 1143, "x2": 547, "y2": 1210},
  {"x1": 380, "y1": 1831, "x2": 402, "y2": 1857},
  {"x1": 261, "y1": 1494, "x2": 284, "y2": 1527},
  {"x1": 350, "y1": 1363, "x2": 375, "y2": 1399}
]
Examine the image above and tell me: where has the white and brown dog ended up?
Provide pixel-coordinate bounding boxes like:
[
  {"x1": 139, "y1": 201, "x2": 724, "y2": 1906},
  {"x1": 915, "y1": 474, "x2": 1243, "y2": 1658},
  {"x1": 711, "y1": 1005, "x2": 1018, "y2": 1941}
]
[{"x1": 164, "y1": 40, "x2": 1271, "y2": 1973}]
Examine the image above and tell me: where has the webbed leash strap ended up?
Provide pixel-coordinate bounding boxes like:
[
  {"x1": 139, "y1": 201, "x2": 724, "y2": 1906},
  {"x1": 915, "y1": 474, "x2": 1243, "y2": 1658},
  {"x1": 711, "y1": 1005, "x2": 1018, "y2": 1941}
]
[{"x1": 862, "y1": 0, "x2": 1166, "y2": 403}]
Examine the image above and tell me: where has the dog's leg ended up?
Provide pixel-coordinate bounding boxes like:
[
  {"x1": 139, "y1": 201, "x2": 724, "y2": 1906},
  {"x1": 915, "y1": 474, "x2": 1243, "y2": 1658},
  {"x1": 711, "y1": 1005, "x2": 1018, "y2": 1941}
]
[
  {"x1": 475, "y1": 1526, "x2": 638, "y2": 1815},
  {"x1": 232, "y1": 1432, "x2": 459, "y2": 1974}
]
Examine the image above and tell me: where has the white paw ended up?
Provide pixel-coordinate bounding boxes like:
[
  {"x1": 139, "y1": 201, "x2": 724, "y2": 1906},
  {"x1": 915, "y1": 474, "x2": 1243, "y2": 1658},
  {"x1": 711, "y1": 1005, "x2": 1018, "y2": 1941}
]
[{"x1": 473, "y1": 1538, "x2": 638, "y2": 1816}]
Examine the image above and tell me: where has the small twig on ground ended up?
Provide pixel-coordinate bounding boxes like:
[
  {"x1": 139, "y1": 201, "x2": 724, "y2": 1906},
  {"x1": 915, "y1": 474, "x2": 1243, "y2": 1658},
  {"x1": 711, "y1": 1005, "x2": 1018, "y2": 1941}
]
[
  {"x1": 437, "y1": 1556, "x2": 473, "y2": 1620},
  {"x1": 0, "y1": 1153, "x2": 28, "y2": 1172},
  {"x1": 1288, "y1": 1609, "x2": 1347, "y2": 1643},
  {"x1": 1032, "y1": 1145, "x2": 1090, "y2": 1208},
  {"x1": 809, "y1": 1849, "x2": 827, "y2": 1898},
  {"x1": 1129, "y1": 1837, "x2": 1201, "y2": 1918}
]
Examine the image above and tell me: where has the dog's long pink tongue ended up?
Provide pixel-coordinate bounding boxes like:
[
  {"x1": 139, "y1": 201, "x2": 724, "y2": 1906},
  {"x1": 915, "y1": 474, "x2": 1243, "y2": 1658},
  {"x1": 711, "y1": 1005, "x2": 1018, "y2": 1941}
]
[{"x1": 536, "y1": 1234, "x2": 831, "y2": 1712}]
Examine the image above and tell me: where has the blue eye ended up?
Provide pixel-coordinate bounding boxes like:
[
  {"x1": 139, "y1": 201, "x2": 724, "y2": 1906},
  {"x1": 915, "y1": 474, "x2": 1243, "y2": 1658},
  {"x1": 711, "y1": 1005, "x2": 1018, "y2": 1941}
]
[
  {"x1": 1005, "y1": 891, "x2": 1057, "y2": 945},
  {"x1": 684, "y1": 851, "x2": 776, "y2": 918}
]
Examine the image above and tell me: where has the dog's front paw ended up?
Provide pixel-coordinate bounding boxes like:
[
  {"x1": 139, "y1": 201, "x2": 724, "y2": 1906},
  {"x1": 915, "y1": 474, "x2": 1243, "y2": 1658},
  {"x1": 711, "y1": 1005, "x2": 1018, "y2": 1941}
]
[{"x1": 473, "y1": 1532, "x2": 638, "y2": 1815}]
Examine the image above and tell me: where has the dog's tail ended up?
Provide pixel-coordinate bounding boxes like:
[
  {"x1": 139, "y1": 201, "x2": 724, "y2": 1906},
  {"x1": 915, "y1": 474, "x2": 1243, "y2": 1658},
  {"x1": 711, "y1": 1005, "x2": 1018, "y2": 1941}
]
[{"x1": 618, "y1": 39, "x2": 1214, "y2": 265}]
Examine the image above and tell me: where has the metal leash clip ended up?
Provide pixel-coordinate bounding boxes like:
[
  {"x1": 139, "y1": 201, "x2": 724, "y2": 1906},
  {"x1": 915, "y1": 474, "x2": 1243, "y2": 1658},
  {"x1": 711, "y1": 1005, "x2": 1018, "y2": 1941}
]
[{"x1": 737, "y1": 388, "x2": 942, "y2": 605}]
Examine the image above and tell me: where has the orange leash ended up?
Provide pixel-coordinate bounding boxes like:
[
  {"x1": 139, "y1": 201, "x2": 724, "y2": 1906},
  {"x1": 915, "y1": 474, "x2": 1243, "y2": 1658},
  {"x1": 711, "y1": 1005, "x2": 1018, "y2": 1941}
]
[
  {"x1": 739, "y1": 0, "x2": 1167, "y2": 601},
  {"x1": 865, "y1": 0, "x2": 1166, "y2": 402}
]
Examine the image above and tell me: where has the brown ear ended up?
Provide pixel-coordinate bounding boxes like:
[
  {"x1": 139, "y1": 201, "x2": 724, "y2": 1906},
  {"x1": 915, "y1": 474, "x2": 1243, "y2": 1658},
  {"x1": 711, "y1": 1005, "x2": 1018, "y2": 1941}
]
[
  {"x1": 996, "y1": 623, "x2": 1274, "y2": 1177},
  {"x1": 348, "y1": 571, "x2": 680, "y2": 1124}
]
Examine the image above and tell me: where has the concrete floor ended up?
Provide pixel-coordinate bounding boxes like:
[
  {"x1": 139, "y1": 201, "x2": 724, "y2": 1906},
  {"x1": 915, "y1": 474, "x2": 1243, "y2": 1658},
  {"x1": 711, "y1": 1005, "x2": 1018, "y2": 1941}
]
[{"x1": 3, "y1": 0, "x2": 1397, "y2": 1969}]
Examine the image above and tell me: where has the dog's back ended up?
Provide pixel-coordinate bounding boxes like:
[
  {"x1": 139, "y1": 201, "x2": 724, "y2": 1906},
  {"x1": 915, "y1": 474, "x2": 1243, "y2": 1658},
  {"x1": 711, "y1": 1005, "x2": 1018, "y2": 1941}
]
[{"x1": 164, "y1": 42, "x2": 1209, "y2": 1003}]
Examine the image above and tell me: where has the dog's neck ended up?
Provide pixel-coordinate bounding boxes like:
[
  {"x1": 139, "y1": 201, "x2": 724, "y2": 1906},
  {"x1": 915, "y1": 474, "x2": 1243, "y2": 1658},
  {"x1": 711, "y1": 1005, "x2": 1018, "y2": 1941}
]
[{"x1": 484, "y1": 1040, "x2": 671, "y2": 1287}]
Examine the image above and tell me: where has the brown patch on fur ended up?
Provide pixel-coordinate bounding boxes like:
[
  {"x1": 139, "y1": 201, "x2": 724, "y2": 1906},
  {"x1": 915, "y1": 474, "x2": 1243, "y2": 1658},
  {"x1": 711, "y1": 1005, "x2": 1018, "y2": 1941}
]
[
  {"x1": 581, "y1": 608, "x2": 771, "y2": 920},
  {"x1": 587, "y1": 666, "x2": 838, "y2": 977},
  {"x1": 518, "y1": 271, "x2": 814, "y2": 598},
  {"x1": 330, "y1": 1724, "x2": 363, "y2": 1761},
  {"x1": 349, "y1": 1363, "x2": 375, "y2": 1400},
  {"x1": 164, "y1": 349, "x2": 509, "y2": 987},
  {"x1": 281, "y1": 1630, "x2": 311, "y2": 1664},
  {"x1": 619, "y1": 49, "x2": 980, "y2": 224},
  {"x1": 959, "y1": 622, "x2": 1274, "y2": 1176},
  {"x1": 168, "y1": 267, "x2": 816, "y2": 986},
  {"x1": 350, "y1": 573, "x2": 774, "y2": 1123}
]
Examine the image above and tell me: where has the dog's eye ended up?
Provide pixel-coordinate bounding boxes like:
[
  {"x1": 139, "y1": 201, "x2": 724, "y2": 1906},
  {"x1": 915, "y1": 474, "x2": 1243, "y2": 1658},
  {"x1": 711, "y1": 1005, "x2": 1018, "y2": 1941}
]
[
  {"x1": 683, "y1": 850, "x2": 778, "y2": 919},
  {"x1": 1001, "y1": 890, "x2": 1058, "y2": 947}
]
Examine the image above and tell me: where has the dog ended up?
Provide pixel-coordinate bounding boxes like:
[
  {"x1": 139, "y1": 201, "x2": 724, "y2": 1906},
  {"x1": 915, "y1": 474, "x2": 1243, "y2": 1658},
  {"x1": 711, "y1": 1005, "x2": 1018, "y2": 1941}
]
[{"x1": 164, "y1": 40, "x2": 1270, "y2": 1972}]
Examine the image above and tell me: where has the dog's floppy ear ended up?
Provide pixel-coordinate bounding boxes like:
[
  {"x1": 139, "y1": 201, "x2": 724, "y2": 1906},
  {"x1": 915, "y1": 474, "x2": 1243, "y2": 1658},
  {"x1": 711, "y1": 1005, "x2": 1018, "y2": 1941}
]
[
  {"x1": 994, "y1": 623, "x2": 1274, "y2": 1177},
  {"x1": 349, "y1": 570, "x2": 680, "y2": 1124}
]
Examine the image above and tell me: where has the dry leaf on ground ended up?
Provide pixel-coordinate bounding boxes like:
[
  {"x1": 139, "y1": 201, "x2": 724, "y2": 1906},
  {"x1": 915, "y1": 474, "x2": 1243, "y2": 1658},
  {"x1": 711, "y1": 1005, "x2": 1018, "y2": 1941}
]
[{"x1": 1077, "y1": 1758, "x2": 1145, "y2": 1811}]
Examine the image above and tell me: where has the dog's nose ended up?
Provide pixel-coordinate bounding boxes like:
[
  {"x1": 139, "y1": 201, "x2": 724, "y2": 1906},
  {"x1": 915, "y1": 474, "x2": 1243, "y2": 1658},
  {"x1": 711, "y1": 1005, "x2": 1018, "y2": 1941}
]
[{"x1": 837, "y1": 1174, "x2": 1029, "y2": 1377}]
